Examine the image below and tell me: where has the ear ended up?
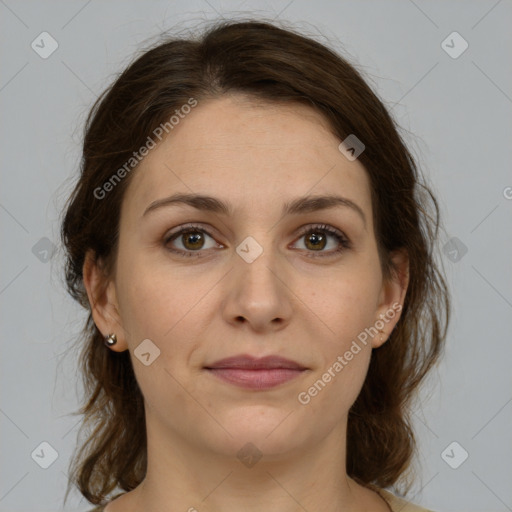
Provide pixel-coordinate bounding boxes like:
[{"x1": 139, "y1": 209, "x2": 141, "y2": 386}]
[
  {"x1": 372, "y1": 248, "x2": 409, "y2": 349},
  {"x1": 82, "y1": 249, "x2": 128, "y2": 352}
]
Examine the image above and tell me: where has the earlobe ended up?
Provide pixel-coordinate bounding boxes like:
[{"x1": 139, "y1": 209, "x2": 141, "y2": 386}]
[
  {"x1": 82, "y1": 250, "x2": 127, "y2": 351},
  {"x1": 373, "y1": 248, "x2": 409, "y2": 349}
]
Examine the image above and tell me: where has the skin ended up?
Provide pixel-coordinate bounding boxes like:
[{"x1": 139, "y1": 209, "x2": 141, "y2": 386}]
[{"x1": 83, "y1": 93, "x2": 409, "y2": 512}]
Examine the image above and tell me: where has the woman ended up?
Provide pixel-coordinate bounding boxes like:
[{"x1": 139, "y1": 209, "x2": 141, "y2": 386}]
[{"x1": 61, "y1": 19, "x2": 450, "y2": 512}]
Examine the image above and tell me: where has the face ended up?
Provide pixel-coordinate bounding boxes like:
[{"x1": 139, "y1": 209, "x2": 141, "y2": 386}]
[{"x1": 86, "y1": 94, "x2": 407, "y2": 463}]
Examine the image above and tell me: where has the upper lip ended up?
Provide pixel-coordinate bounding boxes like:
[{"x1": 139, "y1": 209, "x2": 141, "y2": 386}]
[{"x1": 205, "y1": 354, "x2": 307, "y2": 370}]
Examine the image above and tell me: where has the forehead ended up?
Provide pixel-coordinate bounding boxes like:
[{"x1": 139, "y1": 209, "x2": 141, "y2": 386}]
[{"x1": 123, "y1": 94, "x2": 373, "y2": 224}]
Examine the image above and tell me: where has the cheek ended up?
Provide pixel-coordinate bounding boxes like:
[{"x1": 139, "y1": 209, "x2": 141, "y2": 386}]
[
  {"x1": 115, "y1": 250, "x2": 218, "y2": 387},
  {"x1": 114, "y1": 243, "x2": 196, "y2": 339},
  {"x1": 303, "y1": 348, "x2": 371, "y2": 410},
  {"x1": 315, "y1": 266, "x2": 382, "y2": 339},
  {"x1": 301, "y1": 291, "x2": 376, "y2": 416},
  {"x1": 114, "y1": 258, "x2": 205, "y2": 407},
  {"x1": 306, "y1": 265, "x2": 381, "y2": 397}
]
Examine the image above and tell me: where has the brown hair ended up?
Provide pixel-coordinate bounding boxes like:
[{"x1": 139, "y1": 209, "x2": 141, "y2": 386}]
[{"x1": 61, "y1": 18, "x2": 450, "y2": 507}]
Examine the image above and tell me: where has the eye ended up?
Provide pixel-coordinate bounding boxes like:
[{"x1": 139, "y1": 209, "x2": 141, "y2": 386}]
[
  {"x1": 163, "y1": 223, "x2": 351, "y2": 259},
  {"x1": 292, "y1": 224, "x2": 351, "y2": 257},
  {"x1": 164, "y1": 224, "x2": 221, "y2": 258}
]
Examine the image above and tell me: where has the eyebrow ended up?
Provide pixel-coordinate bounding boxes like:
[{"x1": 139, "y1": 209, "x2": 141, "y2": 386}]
[{"x1": 142, "y1": 192, "x2": 367, "y2": 228}]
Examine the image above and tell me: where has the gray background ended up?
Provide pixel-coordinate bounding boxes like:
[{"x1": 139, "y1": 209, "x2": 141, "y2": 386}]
[{"x1": 1, "y1": 1, "x2": 511, "y2": 511}]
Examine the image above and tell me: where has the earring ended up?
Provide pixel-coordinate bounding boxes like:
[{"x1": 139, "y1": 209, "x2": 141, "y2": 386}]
[{"x1": 104, "y1": 333, "x2": 117, "y2": 347}]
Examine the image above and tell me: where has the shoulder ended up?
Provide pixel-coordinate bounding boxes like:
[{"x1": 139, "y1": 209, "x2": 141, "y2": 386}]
[
  {"x1": 84, "y1": 491, "x2": 127, "y2": 512},
  {"x1": 85, "y1": 489, "x2": 435, "y2": 512},
  {"x1": 378, "y1": 488, "x2": 437, "y2": 512}
]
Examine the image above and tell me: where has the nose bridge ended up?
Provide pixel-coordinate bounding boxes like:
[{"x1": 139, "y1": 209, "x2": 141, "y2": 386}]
[
  {"x1": 234, "y1": 232, "x2": 283, "y2": 293},
  {"x1": 224, "y1": 231, "x2": 293, "y2": 329}
]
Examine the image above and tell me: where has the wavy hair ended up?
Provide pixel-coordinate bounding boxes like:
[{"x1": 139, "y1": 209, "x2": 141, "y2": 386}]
[{"x1": 60, "y1": 18, "x2": 450, "y2": 507}]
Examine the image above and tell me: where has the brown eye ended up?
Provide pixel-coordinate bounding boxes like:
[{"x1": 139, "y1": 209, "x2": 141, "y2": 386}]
[
  {"x1": 164, "y1": 225, "x2": 219, "y2": 257},
  {"x1": 293, "y1": 224, "x2": 351, "y2": 257},
  {"x1": 304, "y1": 231, "x2": 327, "y2": 251},
  {"x1": 180, "y1": 230, "x2": 205, "y2": 250}
]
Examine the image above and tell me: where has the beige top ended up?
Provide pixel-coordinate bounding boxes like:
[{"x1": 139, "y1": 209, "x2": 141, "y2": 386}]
[
  {"x1": 87, "y1": 489, "x2": 435, "y2": 511},
  {"x1": 378, "y1": 489, "x2": 435, "y2": 511}
]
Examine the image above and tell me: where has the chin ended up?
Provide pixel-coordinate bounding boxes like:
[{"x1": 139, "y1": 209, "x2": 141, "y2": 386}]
[{"x1": 204, "y1": 405, "x2": 307, "y2": 457}]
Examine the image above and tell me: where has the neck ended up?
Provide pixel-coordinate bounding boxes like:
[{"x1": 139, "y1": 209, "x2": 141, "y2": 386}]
[{"x1": 131, "y1": 412, "x2": 369, "y2": 512}]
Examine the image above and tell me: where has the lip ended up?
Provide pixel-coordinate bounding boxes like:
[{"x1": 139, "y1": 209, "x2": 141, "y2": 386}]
[
  {"x1": 206, "y1": 354, "x2": 307, "y2": 370},
  {"x1": 204, "y1": 355, "x2": 308, "y2": 390}
]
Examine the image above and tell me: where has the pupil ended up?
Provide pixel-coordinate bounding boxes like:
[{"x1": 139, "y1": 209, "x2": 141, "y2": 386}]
[
  {"x1": 185, "y1": 232, "x2": 203, "y2": 249},
  {"x1": 307, "y1": 232, "x2": 325, "y2": 250}
]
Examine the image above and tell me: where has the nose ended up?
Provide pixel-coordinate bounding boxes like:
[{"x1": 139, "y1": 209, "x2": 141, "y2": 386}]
[{"x1": 221, "y1": 244, "x2": 294, "y2": 333}]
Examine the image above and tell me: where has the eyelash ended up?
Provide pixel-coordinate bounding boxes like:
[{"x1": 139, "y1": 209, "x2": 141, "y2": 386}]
[{"x1": 163, "y1": 223, "x2": 351, "y2": 259}]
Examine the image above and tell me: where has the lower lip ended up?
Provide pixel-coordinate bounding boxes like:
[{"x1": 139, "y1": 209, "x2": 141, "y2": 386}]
[{"x1": 205, "y1": 368, "x2": 305, "y2": 390}]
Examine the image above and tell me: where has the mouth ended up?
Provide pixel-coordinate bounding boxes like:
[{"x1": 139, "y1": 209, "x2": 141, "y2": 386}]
[{"x1": 204, "y1": 354, "x2": 308, "y2": 390}]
